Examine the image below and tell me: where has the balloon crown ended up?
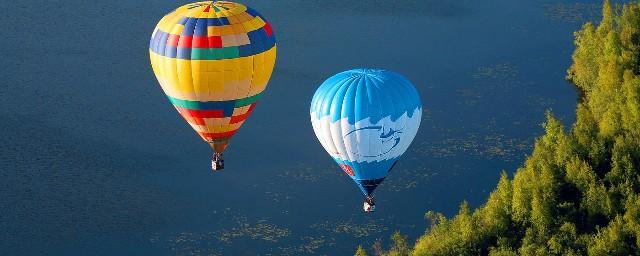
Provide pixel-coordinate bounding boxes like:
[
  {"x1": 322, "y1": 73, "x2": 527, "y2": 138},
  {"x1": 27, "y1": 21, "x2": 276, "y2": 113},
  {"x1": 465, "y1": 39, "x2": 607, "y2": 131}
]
[
  {"x1": 186, "y1": 1, "x2": 242, "y2": 13},
  {"x1": 345, "y1": 68, "x2": 388, "y2": 79}
]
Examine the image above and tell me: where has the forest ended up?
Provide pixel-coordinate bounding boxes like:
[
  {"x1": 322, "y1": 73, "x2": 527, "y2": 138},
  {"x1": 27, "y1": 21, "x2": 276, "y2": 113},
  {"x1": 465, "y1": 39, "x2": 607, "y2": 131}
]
[{"x1": 358, "y1": 1, "x2": 640, "y2": 255}]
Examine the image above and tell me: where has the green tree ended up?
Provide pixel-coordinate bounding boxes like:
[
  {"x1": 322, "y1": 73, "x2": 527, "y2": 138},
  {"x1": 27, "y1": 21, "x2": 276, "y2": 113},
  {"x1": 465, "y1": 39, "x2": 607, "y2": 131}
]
[
  {"x1": 355, "y1": 245, "x2": 370, "y2": 256},
  {"x1": 587, "y1": 217, "x2": 633, "y2": 255},
  {"x1": 387, "y1": 231, "x2": 410, "y2": 256}
]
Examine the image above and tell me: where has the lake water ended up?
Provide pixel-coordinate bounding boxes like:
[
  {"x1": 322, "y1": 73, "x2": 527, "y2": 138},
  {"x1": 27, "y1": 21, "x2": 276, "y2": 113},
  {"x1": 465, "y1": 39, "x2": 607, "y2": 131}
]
[{"x1": 0, "y1": 0, "x2": 613, "y2": 255}]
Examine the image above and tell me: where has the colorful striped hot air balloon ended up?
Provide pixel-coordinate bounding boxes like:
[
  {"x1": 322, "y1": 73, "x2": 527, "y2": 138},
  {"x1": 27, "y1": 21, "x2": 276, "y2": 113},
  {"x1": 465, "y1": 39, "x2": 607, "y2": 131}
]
[
  {"x1": 310, "y1": 69, "x2": 422, "y2": 212},
  {"x1": 149, "y1": 1, "x2": 276, "y2": 170}
]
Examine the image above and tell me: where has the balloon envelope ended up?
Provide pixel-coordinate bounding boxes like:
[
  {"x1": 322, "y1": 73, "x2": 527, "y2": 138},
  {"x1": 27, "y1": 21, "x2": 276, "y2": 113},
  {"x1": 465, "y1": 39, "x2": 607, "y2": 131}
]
[
  {"x1": 310, "y1": 69, "x2": 422, "y2": 196},
  {"x1": 149, "y1": 1, "x2": 276, "y2": 153}
]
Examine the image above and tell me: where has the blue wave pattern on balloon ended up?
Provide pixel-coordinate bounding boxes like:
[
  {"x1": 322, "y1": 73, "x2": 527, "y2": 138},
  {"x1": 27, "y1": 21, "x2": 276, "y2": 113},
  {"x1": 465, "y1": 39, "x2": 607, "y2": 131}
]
[
  {"x1": 310, "y1": 69, "x2": 422, "y2": 196},
  {"x1": 310, "y1": 69, "x2": 422, "y2": 124}
]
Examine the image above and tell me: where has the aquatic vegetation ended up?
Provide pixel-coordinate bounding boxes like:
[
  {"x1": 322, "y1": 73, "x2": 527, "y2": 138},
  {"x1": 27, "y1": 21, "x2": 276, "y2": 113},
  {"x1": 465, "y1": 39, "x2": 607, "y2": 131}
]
[
  {"x1": 217, "y1": 217, "x2": 292, "y2": 244},
  {"x1": 276, "y1": 164, "x2": 330, "y2": 183},
  {"x1": 412, "y1": 127, "x2": 532, "y2": 162},
  {"x1": 430, "y1": 135, "x2": 528, "y2": 161},
  {"x1": 153, "y1": 214, "x2": 291, "y2": 255},
  {"x1": 359, "y1": 1, "x2": 640, "y2": 255},
  {"x1": 278, "y1": 235, "x2": 337, "y2": 255},
  {"x1": 162, "y1": 231, "x2": 221, "y2": 256},
  {"x1": 526, "y1": 95, "x2": 557, "y2": 109},
  {"x1": 312, "y1": 220, "x2": 388, "y2": 238},
  {"x1": 451, "y1": 62, "x2": 538, "y2": 161},
  {"x1": 217, "y1": 222, "x2": 291, "y2": 243},
  {"x1": 543, "y1": 3, "x2": 600, "y2": 23},
  {"x1": 266, "y1": 163, "x2": 344, "y2": 203},
  {"x1": 455, "y1": 88, "x2": 481, "y2": 107},
  {"x1": 472, "y1": 62, "x2": 519, "y2": 81},
  {"x1": 380, "y1": 165, "x2": 434, "y2": 193},
  {"x1": 263, "y1": 191, "x2": 291, "y2": 203},
  {"x1": 454, "y1": 62, "x2": 522, "y2": 108}
]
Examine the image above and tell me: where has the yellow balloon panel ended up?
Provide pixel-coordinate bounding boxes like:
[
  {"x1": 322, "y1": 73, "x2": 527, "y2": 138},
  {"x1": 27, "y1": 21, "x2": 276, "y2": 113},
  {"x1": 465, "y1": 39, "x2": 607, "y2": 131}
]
[{"x1": 149, "y1": 46, "x2": 275, "y2": 101}]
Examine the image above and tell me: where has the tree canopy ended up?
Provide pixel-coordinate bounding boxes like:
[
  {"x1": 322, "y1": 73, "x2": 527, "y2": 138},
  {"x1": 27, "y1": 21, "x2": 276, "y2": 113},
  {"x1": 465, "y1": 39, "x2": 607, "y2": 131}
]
[{"x1": 358, "y1": 1, "x2": 640, "y2": 255}]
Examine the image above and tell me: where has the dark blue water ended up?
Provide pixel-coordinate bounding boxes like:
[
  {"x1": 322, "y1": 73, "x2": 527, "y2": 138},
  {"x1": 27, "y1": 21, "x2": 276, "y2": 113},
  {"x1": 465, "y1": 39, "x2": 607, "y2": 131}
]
[{"x1": 1, "y1": 0, "x2": 610, "y2": 255}]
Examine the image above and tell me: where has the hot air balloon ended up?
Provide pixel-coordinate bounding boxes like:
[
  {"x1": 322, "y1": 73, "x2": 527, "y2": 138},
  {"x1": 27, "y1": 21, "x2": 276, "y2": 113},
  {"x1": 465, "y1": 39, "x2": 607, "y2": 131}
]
[
  {"x1": 149, "y1": 1, "x2": 276, "y2": 171},
  {"x1": 310, "y1": 69, "x2": 422, "y2": 212}
]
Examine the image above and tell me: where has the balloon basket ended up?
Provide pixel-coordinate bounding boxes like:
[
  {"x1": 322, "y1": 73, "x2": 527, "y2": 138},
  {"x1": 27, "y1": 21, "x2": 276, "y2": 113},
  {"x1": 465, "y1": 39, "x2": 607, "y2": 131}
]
[{"x1": 211, "y1": 154, "x2": 225, "y2": 171}]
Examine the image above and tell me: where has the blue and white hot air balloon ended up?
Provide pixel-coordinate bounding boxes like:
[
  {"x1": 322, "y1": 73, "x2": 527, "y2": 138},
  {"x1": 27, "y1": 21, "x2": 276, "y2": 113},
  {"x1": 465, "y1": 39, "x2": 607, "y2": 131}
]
[{"x1": 310, "y1": 69, "x2": 422, "y2": 211}]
